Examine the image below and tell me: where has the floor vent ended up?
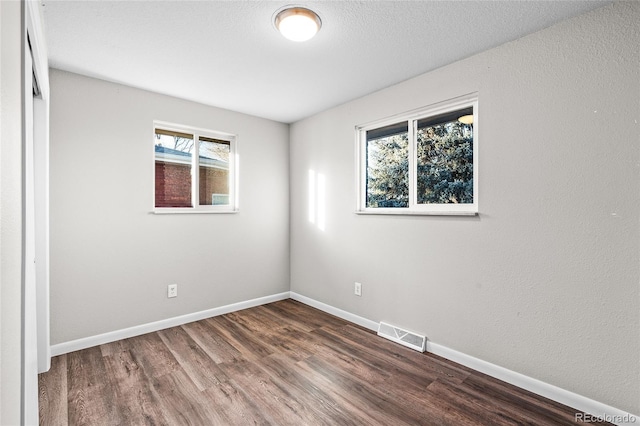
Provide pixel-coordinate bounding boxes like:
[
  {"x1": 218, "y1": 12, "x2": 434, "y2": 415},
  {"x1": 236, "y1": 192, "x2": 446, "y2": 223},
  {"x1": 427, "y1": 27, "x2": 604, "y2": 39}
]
[{"x1": 377, "y1": 322, "x2": 426, "y2": 352}]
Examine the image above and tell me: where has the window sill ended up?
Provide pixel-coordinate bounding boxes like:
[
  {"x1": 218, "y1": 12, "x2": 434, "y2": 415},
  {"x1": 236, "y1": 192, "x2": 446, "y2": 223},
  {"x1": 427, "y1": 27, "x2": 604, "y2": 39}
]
[
  {"x1": 355, "y1": 210, "x2": 477, "y2": 216},
  {"x1": 151, "y1": 209, "x2": 238, "y2": 215}
]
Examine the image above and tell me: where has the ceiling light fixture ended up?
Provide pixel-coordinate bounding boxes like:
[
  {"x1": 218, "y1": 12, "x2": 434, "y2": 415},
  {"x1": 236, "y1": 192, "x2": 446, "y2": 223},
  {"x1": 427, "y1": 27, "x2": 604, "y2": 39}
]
[
  {"x1": 274, "y1": 6, "x2": 322, "y2": 42},
  {"x1": 458, "y1": 114, "x2": 474, "y2": 124}
]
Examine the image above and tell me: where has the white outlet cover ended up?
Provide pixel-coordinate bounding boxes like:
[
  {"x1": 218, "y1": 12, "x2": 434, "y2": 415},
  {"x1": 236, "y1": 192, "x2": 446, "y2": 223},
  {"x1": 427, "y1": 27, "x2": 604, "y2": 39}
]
[
  {"x1": 168, "y1": 284, "x2": 177, "y2": 298},
  {"x1": 355, "y1": 282, "x2": 362, "y2": 296}
]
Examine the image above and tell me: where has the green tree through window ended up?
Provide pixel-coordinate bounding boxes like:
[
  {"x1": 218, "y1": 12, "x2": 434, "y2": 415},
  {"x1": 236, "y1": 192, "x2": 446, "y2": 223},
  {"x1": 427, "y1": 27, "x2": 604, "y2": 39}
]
[
  {"x1": 367, "y1": 132, "x2": 409, "y2": 208},
  {"x1": 416, "y1": 121, "x2": 473, "y2": 204}
]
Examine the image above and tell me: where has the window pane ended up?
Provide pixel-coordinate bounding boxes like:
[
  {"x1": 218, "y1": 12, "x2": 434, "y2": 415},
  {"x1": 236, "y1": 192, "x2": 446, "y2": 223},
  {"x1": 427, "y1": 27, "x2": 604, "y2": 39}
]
[
  {"x1": 199, "y1": 137, "x2": 230, "y2": 206},
  {"x1": 416, "y1": 107, "x2": 473, "y2": 204},
  {"x1": 366, "y1": 122, "x2": 409, "y2": 208},
  {"x1": 154, "y1": 131, "x2": 193, "y2": 207}
]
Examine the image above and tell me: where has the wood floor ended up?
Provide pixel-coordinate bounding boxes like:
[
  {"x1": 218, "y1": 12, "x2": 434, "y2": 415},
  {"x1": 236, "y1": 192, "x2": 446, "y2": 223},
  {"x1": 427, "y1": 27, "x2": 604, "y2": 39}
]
[{"x1": 38, "y1": 299, "x2": 609, "y2": 425}]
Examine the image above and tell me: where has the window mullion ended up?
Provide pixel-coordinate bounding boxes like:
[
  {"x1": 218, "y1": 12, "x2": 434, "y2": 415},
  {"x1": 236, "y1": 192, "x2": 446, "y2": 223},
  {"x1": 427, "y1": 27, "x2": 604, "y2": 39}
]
[
  {"x1": 359, "y1": 129, "x2": 367, "y2": 210},
  {"x1": 193, "y1": 133, "x2": 200, "y2": 208},
  {"x1": 408, "y1": 119, "x2": 417, "y2": 208},
  {"x1": 228, "y1": 136, "x2": 236, "y2": 208}
]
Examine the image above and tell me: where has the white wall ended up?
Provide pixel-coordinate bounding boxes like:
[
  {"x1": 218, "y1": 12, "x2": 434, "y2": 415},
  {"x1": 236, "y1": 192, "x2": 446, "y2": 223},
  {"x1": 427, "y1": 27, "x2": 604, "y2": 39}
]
[
  {"x1": 290, "y1": 2, "x2": 639, "y2": 415},
  {"x1": 1, "y1": 1, "x2": 24, "y2": 424},
  {"x1": 49, "y1": 70, "x2": 290, "y2": 344}
]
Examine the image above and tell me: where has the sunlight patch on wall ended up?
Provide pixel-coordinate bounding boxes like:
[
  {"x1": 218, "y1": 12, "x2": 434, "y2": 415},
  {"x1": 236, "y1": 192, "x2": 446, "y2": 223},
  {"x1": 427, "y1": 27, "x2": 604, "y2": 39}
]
[{"x1": 308, "y1": 169, "x2": 326, "y2": 231}]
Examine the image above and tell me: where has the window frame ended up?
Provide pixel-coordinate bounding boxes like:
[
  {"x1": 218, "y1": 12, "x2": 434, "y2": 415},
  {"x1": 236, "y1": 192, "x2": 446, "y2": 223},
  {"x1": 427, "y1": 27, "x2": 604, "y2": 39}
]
[
  {"x1": 356, "y1": 94, "x2": 478, "y2": 216},
  {"x1": 152, "y1": 121, "x2": 238, "y2": 214}
]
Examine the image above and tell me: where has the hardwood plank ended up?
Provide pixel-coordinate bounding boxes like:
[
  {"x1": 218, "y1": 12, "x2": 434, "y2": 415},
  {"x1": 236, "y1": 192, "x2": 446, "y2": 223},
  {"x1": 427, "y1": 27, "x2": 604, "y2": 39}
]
[
  {"x1": 150, "y1": 370, "x2": 227, "y2": 425},
  {"x1": 126, "y1": 333, "x2": 180, "y2": 379},
  {"x1": 205, "y1": 314, "x2": 275, "y2": 360},
  {"x1": 295, "y1": 354, "x2": 417, "y2": 426},
  {"x1": 102, "y1": 348, "x2": 168, "y2": 425},
  {"x1": 217, "y1": 357, "x2": 319, "y2": 425},
  {"x1": 158, "y1": 325, "x2": 229, "y2": 391},
  {"x1": 66, "y1": 346, "x2": 123, "y2": 426},
  {"x1": 277, "y1": 299, "x2": 351, "y2": 329},
  {"x1": 99, "y1": 338, "x2": 130, "y2": 358},
  {"x1": 262, "y1": 299, "x2": 347, "y2": 332},
  {"x1": 181, "y1": 318, "x2": 242, "y2": 364},
  {"x1": 38, "y1": 354, "x2": 68, "y2": 426},
  {"x1": 260, "y1": 323, "x2": 322, "y2": 362},
  {"x1": 258, "y1": 353, "x2": 360, "y2": 426},
  {"x1": 201, "y1": 376, "x2": 272, "y2": 425},
  {"x1": 224, "y1": 307, "x2": 284, "y2": 334}
]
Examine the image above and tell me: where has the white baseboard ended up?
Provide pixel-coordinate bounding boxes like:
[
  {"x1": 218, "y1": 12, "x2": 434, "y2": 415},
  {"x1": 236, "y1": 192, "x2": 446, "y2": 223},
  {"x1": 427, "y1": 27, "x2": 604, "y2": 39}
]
[
  {"x1": 290, "y1": 292, "x2": 639, "y2": 426},
  {"x1": 50, "y1": 291, "x2": 291, "y2": 357}
]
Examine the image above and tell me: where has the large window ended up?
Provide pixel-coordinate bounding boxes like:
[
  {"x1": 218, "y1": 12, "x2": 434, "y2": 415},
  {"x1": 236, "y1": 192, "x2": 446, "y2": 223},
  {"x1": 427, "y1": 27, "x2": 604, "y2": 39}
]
[
  {"x1": 153, "y1": 122, "x2": 237, "y2": 213},
  {"x1": 357, "y1": 94, "x2": 478, "y2": 215}
]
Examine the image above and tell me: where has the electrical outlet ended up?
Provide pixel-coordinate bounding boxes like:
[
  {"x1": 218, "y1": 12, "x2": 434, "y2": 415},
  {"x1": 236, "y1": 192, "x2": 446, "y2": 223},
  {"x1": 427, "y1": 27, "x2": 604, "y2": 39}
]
[
  {"x1": 168, "y1": 284, "x2": 178, "y2": 298},
  {"x1": 354, "y1": 282, "x2": 362, "y2": 296}
]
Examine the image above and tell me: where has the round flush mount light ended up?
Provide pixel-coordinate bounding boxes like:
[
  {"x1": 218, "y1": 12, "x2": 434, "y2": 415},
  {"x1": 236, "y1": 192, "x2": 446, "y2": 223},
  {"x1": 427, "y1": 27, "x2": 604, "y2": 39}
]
[
  {"x1": 274, "y1": 6, "x2": 322, "y2": 42},
  {"x1": 458, "y1": 114, "x2": 474, "y2": 125}
]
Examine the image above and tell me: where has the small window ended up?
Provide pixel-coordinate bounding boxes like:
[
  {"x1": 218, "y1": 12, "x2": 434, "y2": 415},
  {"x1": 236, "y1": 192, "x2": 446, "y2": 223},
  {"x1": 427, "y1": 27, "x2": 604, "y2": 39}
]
[
  {"x1": 357, "y1": 94, "x2": 478, "y2": 215},
  {"x1": 154, "y1": 122, "x2": 237, "y2": 213}
]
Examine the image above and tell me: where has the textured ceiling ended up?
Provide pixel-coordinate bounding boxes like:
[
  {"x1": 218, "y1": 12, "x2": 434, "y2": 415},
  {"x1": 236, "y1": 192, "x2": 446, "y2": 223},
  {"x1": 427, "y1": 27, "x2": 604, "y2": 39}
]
[{"x1": 42, "y1": 1, "x2": 609, "y2": 123}]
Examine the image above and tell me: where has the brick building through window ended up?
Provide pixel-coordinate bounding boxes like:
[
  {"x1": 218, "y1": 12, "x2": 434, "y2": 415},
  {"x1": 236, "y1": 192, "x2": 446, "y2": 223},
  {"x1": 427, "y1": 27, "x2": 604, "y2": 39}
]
[{"x1": 154, "y1": 145, "x2": 229, "y2": 208}]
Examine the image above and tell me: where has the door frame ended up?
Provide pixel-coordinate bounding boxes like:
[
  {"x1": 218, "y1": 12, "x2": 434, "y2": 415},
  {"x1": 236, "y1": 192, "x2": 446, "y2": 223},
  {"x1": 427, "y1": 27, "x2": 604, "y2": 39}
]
[{"x1": 23, "y1": 1, "x2": 50, "y2": 423}]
